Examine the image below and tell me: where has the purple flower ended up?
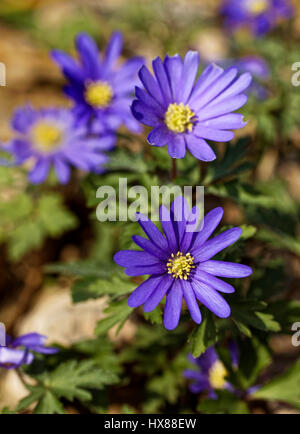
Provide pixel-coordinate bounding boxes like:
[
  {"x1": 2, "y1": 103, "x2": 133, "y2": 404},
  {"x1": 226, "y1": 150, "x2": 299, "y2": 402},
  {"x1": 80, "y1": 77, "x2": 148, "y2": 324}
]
[
  {"x1": 114, "y1": 196, "x2": 252, "y2": 330},
  {"x1": 52, "y1": 32, "x2": 144, "y2": 135},
  {"x1": 131, "y1": 52, "x2": 251, "y2": 161},
  {"x1": 221, "y1": 0, "x2": 294, "y2": 36},
  {"x1": 5, "y1": 105, "x2": 114, "y2": 184},
  {"x1": 0, "y1": 332, "x2": 58, "y2": 370},
  {"x1": 184, "y1": 347, "x2": 235, "y2": 399},
  {"x1": 184, "y1": 343, "x2": 260, "y2": 399},
  {"x1": 222, "y1": 56, "x2": 270, "y2": 99}
]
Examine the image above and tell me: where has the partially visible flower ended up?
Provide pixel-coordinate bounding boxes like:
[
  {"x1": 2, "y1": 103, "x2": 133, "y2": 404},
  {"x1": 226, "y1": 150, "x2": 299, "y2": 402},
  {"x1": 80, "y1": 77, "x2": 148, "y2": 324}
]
[
  {"x1": 114, "y1": 196, "x2": 252, "y2": 330},
  {"x1": 131, "y1": 52, "x2": 251, "y2": 161},
  {"x1": 52, "y1": 32, "x2": 144, "y2": 135},
  {"x1": 222, "y1": 56, "x2": 270, "y2": 100},
  {"x1": 184, "y1": 342, "x2": 259, "y2": 399},
  {"x1": 221, "y1": 0, "x2": 293, "y2": 36},
  {"x1": 4, "y1": 105, "x2": 114, "y2": 184},
  {"x1": 184, "y1": 347, "x2": 234, "y2": 399},
  {"x1": 0, "y1": 332, "x2": 58, "y2": 370}
]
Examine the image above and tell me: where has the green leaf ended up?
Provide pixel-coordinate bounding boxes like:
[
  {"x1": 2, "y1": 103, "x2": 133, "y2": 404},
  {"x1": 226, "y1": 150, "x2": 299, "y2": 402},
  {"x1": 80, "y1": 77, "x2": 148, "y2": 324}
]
[
  {"x1": 34, "y1": 391, "x2": 64, "y2": 415},
  {"x1": 72, "y1": 276, "x2": 136, "y2": 303},
  {"x1": 266, "y1": 301, "x2": 300, "y2": 332},
  {"x1": 8, "y1": 220, "x2": 44, "y2": 260},
  {"x1": 189, "y1": 309, "x2": 217, "y2": 358},
  {"x1": 45, "y1": 261, "x2": 116, "y2": 278},
  {"x1": 144, "y1": 306, "x2": 163, "y2": 325},
  {"x1": 95, "y1": 299, "x2": 133, "y2": 336},
  {"x1": 18, "y1": 360, "x2": 119, "y2": 413},
  {"x1": 37, "y1": 194, "x2": 77, "y2": 237},
  {"x1": 252, "y1": 360, "x2": 300, "y2": 409},
  {"x1": 197, "y1": 390, "x2": 250, "y2": 414},
  {"x1": 231, "y1": 300, "x2": 281, "y2": 334}
]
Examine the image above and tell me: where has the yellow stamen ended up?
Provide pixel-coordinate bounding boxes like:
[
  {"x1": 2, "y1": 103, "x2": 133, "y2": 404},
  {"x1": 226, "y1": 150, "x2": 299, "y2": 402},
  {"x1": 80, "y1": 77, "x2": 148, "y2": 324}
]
[
  {"x1": 85, "y1": 81, "x2": 113, "y2": 108},
  {"x1": 167, "y1": 251, "x2": 195, "y2": 280},
  {"x1": 32, "y1": 122, "x2": 62, "y2": 152},
  {"x1": 165, "y1": 103, "x2": 196, "y2": 133},
  {"x1": 247, "y1": 0, "x2": 269, "y2": 15},
  {"x1": 209, "y1": 360, "x2": 228, "y2": 390}
]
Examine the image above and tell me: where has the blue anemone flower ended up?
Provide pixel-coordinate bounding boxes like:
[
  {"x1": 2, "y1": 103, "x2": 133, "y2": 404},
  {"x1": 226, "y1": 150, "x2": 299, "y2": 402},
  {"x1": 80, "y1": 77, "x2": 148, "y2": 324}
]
[
  {"x1": 131, "y1": 52, "x2": 252, "y2": 161},
  {"x1": 3, "y1": 105, "x2": 114, "y2": 184},
  {"x1": 114, "y1": 196, "x2": 252, "y2": 330},
  {"x1": 52, "y1": 32, "x2": 144, "y2": 135},
  {"x1": 221, "y1": 0, "x2": 293, "y2": 36},
  {"x1": 0, "y1": 332, "x2": 58, "y2": 370}
]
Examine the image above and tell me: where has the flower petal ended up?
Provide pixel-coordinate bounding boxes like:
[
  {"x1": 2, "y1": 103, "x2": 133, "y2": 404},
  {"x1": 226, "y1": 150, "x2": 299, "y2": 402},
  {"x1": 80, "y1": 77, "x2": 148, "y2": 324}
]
[
  {"x1": 194, "y1": 125, "x2": 234, "y2": 142},
  {"x1": 144, "y1": 275, "x2": 173, "y2": 312},
  {"x1": 192, "y1": 227, "x2": 242, "y2": 262},
  {"x1": 131, "y1": 101, "x2": 160, "y2": 127},
  {"x1": 168, "y1": 134, "x2": 186, "y2": 159},
  {"x1": 128, "y1": 275, "x2": 164, "y2": 308},
  {"x1": 179, "y1": 51, "x2": 200, "y2": 103},
  {"x1": 191, "y1": 207, "x2": 224, "y2": 250},
  {"x1": 132, "y1": 235, "x2": 167, "y2": 259},
  {"x1": 138, "y1": 65, "x2": 164, "y2": 105},
  {"x1": 136, "y1": 214, "x2": 169, "y2": 251},
  {"x1": 114, "y1": 250, "x2": 161, "y2": 267},
  {"x1": 181, "y1": 280, "x2": 202, "y2": 324},
  {"x1": 194, "y1": 269, "x2": 235, "y2": 294},
  {"x1": 152, "y1": 57, "x2": 172, "y2": 102},
  {"x1": 197, "y1": 260, "x2": 252, "y2": 278},
  {"x1": 104, "y1": 31, "x2": 123, "y2": 71},
  {"x1": 185, "y1": 135, "x2": 216, "y2": 161},
  {"x1": 163, "y1": 280, "x2": 183, "y2": 330},
  {"x1": 29, "y1": 158, "x2": 50, "y2": 184},
  {"x1": 147, "y1": 126, "x2": 173, "y2": 147},
  {"x1": 192, "y1": 280, "x2": 231, "y2": 318},
  {"x1": 164, "y1": 54, "x2": 183, "y2": 102}
]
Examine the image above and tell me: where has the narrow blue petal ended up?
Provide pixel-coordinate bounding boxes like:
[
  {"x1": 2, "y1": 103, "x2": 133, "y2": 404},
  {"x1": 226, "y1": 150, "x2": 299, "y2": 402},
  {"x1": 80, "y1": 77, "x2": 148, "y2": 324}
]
[
  {"x1": 197, "y1": 260, "x2": 253, "y2": 278},
  {"x1": 191, "y1": 207, "x2": 224, "y2": 250},
  {"x1": 144, "y1": 275, "x2": 173, "y2": 312},
  {"x1": 163, "y1": 280, "x2": 183, "y2": 330},
  {"x1": 185, "y1": 135, "x2": 216, "y2": 161},
  {"x1": 168, "y1": 134, "x2": 186, "y2": 159},
  {"x1": 194, "y1": 269, "x2": 235, "y2": 294},
  {"x1": 192, "y1": 227, "x2": 242, "y2": 262},
  {"x1": 191, "y1": 280, "x2": 231, "y2": 318},
  {"x1": 128, "y1": 275, "x2": 164, "y2": 308},
  {"x1": 181, "y1": 280, "x2": 202, "y2": 324}
]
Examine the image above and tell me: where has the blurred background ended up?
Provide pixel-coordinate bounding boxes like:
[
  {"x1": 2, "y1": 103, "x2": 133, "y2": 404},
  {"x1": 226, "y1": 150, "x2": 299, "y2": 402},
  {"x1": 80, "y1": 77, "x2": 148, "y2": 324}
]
[{"x1": 0, "y1": 0, "x2": 300, "y2": 413}]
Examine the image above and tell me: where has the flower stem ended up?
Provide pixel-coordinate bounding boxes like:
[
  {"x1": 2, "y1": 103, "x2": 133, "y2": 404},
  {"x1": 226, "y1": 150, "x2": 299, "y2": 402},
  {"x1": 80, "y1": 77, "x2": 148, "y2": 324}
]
[
  {"x1": 16, "y1": 368, "x2": 28, "y2": 388},
  {"x1": 171, "y1": 159, "x2": 177, "y2": 182}
]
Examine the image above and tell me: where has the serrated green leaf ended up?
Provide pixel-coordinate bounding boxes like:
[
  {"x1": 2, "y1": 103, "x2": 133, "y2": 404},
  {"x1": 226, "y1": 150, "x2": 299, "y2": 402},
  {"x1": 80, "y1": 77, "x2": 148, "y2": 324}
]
[
  {"x1": 72, "y1": 276, "x2": 135, "y2": 303},
  {"x1": 252, "y1": 360, "x2": 300, "y2": 409},
  {"x1": 189, "y1": 309, "x2": 217, "y2": 358},
  {"x1": 95, "y1": 299, "x2": 133, "y2": 336}
]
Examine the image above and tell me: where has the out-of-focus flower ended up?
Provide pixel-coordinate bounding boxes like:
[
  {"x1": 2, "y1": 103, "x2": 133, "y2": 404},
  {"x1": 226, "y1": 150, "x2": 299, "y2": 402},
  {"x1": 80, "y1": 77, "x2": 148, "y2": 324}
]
[
  {"x1": 131, "y1": 52, "x2": 251, "y2": 161},
  {"x1": 221, "y1": 0, "x2": 294, "y2": 36},
  {"x1": 114, "y1": 196, "x2": 252, "y2": 330},
  {"x1": 184, "y1": 342, "x2": 259, "y2": 399},
  {"x1": 4, "y1": 105, "x2": 114, "y2": 184},
  {"x1": 223, "y1": 56, "x2": 270, "y2": 99},
  {"x1": 0, "y1": 332, "x2": 58, "y2": 370},
  {"x1": 52, "y1": 32, "x2": 144, "y2": 135}
]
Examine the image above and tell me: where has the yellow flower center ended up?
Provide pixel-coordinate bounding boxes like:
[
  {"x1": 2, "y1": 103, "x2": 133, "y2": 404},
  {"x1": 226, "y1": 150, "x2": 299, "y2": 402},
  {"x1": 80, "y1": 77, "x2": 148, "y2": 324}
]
[
  {"x1": 247, "y1": 0, "x2": 268, "y2": 15},
  {"x1": 85, "y1": 81, "x2": 113, "y2": 108},
  {"x1": 167, "y1": 252, "x2": 195, "y2": 280},
  {"x1": 209, "y1": 360, "x2": 228, "y2": 390},
  {"x1": 32, "y1": 122, "x2": 62, "y2": 152},
  {"x1": 165, "y1": 103, "x2": 196, "y2": 133}
]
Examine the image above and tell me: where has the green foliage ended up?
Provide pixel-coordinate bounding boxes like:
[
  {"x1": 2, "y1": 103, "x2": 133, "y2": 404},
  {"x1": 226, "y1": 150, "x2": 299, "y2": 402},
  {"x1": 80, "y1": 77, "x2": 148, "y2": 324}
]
[
  {"x1": 252, "y1": 360, "x2": 300, "y2": 409},
  {"x1": 0, "y1": 189, "x2": 77, "y2": 261},
  {"x1": 17, "y1": 360, "x2": 118, "y2": 414},
  {"x1": 188, "y1": 309, "x2": 217, "y2": 358},
  {"x1": 197, "y1": 391, "x2": 249, "y2": 414}
]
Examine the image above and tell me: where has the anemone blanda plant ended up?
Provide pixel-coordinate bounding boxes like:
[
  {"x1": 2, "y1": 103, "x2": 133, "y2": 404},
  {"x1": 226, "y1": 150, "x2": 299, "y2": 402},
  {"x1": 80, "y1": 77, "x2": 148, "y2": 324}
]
[
  {"x1": 184, "y1": 343, "x2": 259, "y2": 399},
  {"x1": 0, "y1": 332, "x2": 58, "y2": 370},
  {"x1": 52, "y1": 32, "x2": 144, "y2": 135},
  {"x1": 114, "y1": 196, "x2": 252, "y2": 330},
  {"x1": 131, "y1": 51, "x2": 252, "y2": 161},
  {"x1": 3, "y1": 105, "x2": 114, "y2": 184},
  {"x1": 221, "y1": 0, "x2": 293, "y2": 36}
]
